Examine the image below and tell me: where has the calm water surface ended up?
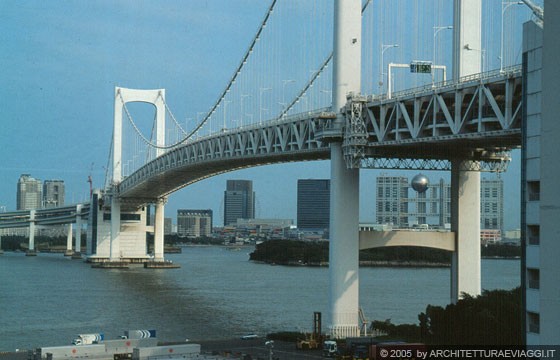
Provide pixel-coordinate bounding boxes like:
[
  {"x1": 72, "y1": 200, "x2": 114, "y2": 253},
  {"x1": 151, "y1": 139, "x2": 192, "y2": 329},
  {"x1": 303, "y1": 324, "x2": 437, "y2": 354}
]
[{"x1": 0, "y1": 247, "x2": 520, "y2": 351}]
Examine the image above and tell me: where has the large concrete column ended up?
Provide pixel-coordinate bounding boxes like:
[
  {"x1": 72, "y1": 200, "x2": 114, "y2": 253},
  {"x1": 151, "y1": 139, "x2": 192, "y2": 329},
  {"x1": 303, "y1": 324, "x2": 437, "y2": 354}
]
[
  {"x1": 329, "y1": 0, "x2": 361, "y2": 338},
  {"x1": 75, "y1": 204, "x2": 82, "y2": 254},
  {"x1": 110, "y1": 197, "x2": 120, "y2": 261},
  {"x1": 449, "y1": 0, "x2": 482, "y2": 303},
  {"x1": 27, "y1": 210, "x2": 36, "y2": 255},
  {"x1": 450, "y1": 160, "x2": 481, "y2": 303},
  {"x1": 65, "y1": 223, "x2": 73, "y2": 256},
  {"x1": 153, "y1": 200, "x2": 165, "y2": 262}
]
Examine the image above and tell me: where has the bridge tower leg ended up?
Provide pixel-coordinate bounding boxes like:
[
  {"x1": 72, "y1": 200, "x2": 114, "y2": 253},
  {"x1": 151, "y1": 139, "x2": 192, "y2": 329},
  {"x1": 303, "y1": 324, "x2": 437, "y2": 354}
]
[
  {"x1": 111, "y1": 87, "x2": 166, "y2": 264},
  {"x1": 153, "y1": 199, "x2": 166, "y2": 262},
  {"x1": 329, "y1": 0, "x2": 362, "y2": 338},
  {"x1": 26, "y1": 210, "x2": 37, "y2": 256},
  {"x1": 450, "y1": 0, "x2": 482, "y2": 303}
]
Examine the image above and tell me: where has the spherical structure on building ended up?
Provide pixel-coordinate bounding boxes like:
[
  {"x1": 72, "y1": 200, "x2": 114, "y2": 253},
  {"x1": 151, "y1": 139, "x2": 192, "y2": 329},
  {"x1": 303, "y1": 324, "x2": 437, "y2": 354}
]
[{"x1": 411, "y1": 173, "x2": 429, "y2": 193}]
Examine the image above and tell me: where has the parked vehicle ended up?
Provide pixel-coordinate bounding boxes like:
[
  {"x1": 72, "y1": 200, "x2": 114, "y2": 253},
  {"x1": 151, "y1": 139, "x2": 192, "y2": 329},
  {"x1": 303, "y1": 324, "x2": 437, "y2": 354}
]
[
  {"x1": 323, "y1": 340, "x2": 338, "y2": 357},
  {"x1": 122, "y1": 329, "x2": 156, "y2": 339},
  {"x1": 72, "y1": 333, "x2": 104, "y2": 345}
]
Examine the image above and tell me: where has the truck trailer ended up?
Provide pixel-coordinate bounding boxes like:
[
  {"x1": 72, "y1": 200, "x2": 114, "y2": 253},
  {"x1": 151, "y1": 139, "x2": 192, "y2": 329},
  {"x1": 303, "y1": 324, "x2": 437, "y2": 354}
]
[{"x1": 72, "y1": 333, "x2": 104, "y2": 346}]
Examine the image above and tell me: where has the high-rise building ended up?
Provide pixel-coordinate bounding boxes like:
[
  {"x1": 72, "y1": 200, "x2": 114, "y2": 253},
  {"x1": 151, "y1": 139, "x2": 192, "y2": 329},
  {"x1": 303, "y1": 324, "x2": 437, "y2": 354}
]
[
  {"x1": 375, "y1": 175, "x2": 409, "y2": 227},
  {"x1": 17, "y1": 174, "x2": 42, "y2": 210},
  {"x1": 177, "y1": 209, "x2": 213, "y2": 238},
  {"x1": 375, "y1": 175, "x2": 502, "y2": 231},
  {"x1": 521, "y1": 11, "x2": 560, "y2": 344},
  {"x1": 223, "y1": 180, "x2": 255, "y2": 226},
  {"x1": 297, "y1": 179, "x2": 330, "y2": 231},
  {"x1": 43, "y1": 180, "x2": 65, "y2": 208},
  {"x1": 480, "y1": 179, "x2": 504, "y2": 232}
]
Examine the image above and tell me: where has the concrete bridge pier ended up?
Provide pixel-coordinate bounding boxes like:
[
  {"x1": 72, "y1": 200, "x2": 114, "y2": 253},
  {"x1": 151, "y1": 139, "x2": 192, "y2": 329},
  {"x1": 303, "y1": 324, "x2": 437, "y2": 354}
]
[
  {"x1": 450, "y1": 160, "x2": 481, "y2": 303},
  {"x1": 153, "y1": 198, "x2": 166, "y2": 262},
  {"x1": 26, "y1": 210, "x2": 37, "y2": 256},
  {"x1": 329, "y1": 143, "x2": 360, "y2": 338},
  {"x1": 73, "y1": 204, "x2": 83, "y2": 258},
  {"x1": 65, "y1": 223, "x2": 73, "y2": 256},
  {"x1": 110, "y1": 196, "x2": 121, "y2": 262},
  {"x1": 449, "y1": 0, "x2": 482, "y2": 302},
  {"x1": 329, "y1": 0, "x2": 361, "y2": 338}
]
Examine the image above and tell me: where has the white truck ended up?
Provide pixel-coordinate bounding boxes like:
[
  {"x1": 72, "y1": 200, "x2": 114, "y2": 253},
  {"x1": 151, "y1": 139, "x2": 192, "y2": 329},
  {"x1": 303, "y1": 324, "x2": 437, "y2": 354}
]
[
  {"x1": 323, "y1": 340, "x2": 338, "y2": 357},
  {"x1": 72, "y1": 333, "x2": 104, "y2": 345},
  {"x1": 122, "y1": 329, "x2": 156, "y2": 339}
]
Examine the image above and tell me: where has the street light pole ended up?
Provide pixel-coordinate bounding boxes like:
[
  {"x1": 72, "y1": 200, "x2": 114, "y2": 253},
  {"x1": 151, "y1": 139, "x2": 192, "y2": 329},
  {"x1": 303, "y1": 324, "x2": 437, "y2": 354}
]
[
  {"x1": 433, "y1": 26, "x2": 452, "y2": 85},
  {"x1": 240, "y1": 94, "x2": 250, "y2": 127},
  {"x1": 281, "y1": 79, "x2": 295, "y2": 112},
  {"x1": 259, "y1": 87, "x2": 272, "y2": 124},
  {"x1": 501, "y1": 1, "x2": 523, "y2": 72},
  {"x1": 379, "y1": 44, "x2": 399, "y2": 94},
  {"x1": 222, "y1": 100, "x2": 231, "y2": 131}
]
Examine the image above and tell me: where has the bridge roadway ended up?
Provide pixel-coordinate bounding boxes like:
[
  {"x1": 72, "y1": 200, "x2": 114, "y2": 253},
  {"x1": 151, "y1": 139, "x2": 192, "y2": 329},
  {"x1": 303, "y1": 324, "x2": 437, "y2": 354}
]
[
  {"x1": 116, "y1": 67, "x2": 522, "y2": 209},
  {"x1": 0, "y1": 204, "x2": 89, "y2": 229}
]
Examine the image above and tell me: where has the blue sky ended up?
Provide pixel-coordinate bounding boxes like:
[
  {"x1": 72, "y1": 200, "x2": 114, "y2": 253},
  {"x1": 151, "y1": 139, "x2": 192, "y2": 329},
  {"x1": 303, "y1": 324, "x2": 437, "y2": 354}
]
[{"x1": 0, "y1": 1, "x2": 527, "y2": 229}]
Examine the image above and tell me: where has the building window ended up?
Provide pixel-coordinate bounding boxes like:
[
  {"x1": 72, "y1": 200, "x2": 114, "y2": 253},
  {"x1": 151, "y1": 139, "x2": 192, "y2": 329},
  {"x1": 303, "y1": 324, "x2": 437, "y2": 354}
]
[
  {"x1": 528, "y1": 225, "x2": 540, "y2": 245},
  {"x1": 527, "y1": 268, "x2": 540, "y2": 290},
  {"x1": 527, "y1": 312, "x2": 540, "y2": 334},
  {"x1": 528, "y1": 181, "x2": 540, "y2": 201}
]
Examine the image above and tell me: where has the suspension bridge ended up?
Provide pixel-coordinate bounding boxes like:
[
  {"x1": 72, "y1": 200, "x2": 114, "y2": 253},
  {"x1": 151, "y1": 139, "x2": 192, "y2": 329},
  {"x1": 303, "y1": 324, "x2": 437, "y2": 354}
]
[{"x1": 0, "y1": 0, "x2": 544, "y2": 340}]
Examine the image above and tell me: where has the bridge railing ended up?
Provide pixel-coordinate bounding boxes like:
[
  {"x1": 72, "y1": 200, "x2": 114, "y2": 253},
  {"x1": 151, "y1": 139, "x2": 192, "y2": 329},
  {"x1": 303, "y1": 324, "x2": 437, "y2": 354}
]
[
  {"x1": 367, "y1": 65, "x2": 522, "y2": 102},
  {"x1": 177, "y1": 106, "x2": 333, "y2": 147}
]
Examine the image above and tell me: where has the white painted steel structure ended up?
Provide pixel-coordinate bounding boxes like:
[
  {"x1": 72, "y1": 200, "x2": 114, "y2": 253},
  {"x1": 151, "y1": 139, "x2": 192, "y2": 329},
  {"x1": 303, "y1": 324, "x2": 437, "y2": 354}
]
[{"x1": 5, "y1": 0, "x2": 557, "y2": 343}]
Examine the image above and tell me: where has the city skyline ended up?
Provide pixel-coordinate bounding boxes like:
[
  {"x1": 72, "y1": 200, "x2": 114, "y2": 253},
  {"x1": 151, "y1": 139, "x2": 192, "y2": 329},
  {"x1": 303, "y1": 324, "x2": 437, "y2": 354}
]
[{"x1": 0, "y1": 1, "x2": 526, "y2": 229}]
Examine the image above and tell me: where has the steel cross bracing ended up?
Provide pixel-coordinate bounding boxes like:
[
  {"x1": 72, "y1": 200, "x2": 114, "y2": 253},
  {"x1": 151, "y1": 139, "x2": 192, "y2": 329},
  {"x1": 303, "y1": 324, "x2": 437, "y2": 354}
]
[
  {"x1": 115, "y1": 109, "x2": 333, "y2": 208},
  {"x1": 114, "y1": 67, "x2": 523, "y2": 209},
  {"x1": 337, "y1": 66, "x2": 523, "y2": 171}
]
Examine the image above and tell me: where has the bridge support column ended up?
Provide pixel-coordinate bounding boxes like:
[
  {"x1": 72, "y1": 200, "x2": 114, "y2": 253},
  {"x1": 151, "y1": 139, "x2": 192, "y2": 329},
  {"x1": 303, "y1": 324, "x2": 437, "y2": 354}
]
[
  {"x1": 450, "y1": 160, "x2": 481, "y2": 303},
  {"x1": 153, "y1": 200, "x2": 165, "y2": 262},
  {"x1": 65, "y1": 224, "x2": 73, "y2": 256},
  {"x1": 110, "y1": 197, "x2": 121, "y2": 261},
  {"x1": 74, "y1": 204, "x2": 82, "y2": 257},
  {"x1": 329, "y1": 143, "x2": 360, "y2": 338},
  {"x1": 26, "y1": 210, "x2": 37, "y2": 256},
  {"x1": 329, "y1": 0, "x2": 362, "y2": 338}
]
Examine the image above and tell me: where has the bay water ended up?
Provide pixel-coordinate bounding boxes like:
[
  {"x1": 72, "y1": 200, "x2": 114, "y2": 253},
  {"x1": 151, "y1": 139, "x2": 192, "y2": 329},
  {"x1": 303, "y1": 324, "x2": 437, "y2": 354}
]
[{"x1": 0, "y1": 246, "x2": 520, "y2": 351}]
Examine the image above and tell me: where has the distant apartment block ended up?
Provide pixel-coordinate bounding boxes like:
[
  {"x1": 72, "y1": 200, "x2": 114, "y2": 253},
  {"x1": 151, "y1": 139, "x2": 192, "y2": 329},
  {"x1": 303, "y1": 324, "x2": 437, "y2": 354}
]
[
  {"x1": 297, "y1": 179, "x2": 330, "y2": 231},
  {"x1": 375, "y1": 175, "x2": 503, "y2": 233},
  {"x1": 43, "y1": 180, "x2": 65, "y2": 208},
  {"x1": 375, "y1": 175, "x2": 410, "y2": 227},
  {"x1": 177, "y1": 209, "x2": 213, "y2": 238},
  {"x1": 17, "y1": 174, "x2": 42, "y2": 210},
  {"x1": 223, "y1": 180, "x2": 255, "y2": 226}
]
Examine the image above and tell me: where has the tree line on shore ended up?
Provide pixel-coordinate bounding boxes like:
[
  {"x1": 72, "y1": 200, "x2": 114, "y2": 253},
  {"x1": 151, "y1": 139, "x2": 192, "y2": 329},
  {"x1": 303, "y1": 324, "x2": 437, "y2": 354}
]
[
  {"x1": 268, "y1": 287, "x2": 522, "y2": 345},
  {"x1": 249, "y1": 240, "x2": 520, "y2": 266},
  {"x1": 371, "y1": 287, "x2": 523, "y2": 344}
]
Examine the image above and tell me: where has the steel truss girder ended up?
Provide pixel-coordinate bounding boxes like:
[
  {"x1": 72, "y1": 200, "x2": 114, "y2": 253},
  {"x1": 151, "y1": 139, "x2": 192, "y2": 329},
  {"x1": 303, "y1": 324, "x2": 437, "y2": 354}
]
[
  {"x1": 116, "y1": 111, "x2": 331, "y2": 206},
  {"x1": 342, "y1": 67, "x2": 522, "y2": 171},
  {"x1": 355, "y1": 156, "x2": 511, "y2": 172}
]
